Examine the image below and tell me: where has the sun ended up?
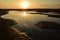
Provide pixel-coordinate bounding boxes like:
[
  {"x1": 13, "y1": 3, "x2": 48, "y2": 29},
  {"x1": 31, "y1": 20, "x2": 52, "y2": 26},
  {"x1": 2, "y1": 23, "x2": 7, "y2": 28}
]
[{"x1": 20, "y1": 1, "x2": 29, "y2": 9}]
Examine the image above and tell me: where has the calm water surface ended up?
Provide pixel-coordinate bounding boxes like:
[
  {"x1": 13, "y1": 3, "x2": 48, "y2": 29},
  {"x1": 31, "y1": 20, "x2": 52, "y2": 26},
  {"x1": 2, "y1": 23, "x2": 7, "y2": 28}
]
[{"x1": 2, "y1": 11, "x2": 60, "y2": 40}]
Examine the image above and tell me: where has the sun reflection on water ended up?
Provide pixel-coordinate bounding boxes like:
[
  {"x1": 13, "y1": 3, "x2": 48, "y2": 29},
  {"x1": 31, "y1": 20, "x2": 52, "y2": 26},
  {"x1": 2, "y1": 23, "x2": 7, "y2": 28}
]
[{"x1": 23, "y1": 11, "x2": 27, "y2": 16}]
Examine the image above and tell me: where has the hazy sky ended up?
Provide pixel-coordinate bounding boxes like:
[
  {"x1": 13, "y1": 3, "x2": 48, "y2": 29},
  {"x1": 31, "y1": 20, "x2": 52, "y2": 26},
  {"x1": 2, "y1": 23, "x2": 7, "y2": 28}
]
[{"x1": 0, "y1": 0, "x2": 60, "y2": 8}]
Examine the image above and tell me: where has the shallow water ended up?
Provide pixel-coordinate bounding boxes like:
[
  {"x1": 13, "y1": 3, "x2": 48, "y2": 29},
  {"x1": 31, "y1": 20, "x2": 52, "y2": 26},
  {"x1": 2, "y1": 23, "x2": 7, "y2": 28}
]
[{"x1": 2, "y1": 11, "x2": 60, "y2": 40}]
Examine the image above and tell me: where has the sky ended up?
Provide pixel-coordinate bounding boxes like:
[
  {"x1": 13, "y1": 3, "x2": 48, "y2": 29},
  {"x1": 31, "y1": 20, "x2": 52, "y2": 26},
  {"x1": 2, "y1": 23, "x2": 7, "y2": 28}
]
[{"x1": 0, "y1": 0, "x2": 60, "y2": 9}]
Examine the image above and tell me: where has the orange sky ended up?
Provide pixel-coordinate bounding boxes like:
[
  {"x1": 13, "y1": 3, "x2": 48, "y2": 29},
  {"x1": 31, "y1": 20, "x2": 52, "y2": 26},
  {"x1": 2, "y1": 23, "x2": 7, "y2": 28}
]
[
  {"x1": 0, "y1": 0, "x2": 60, "y2": 9},
  {"x1": 0, "y1": 3, "x2": 60, "y2": 9}
]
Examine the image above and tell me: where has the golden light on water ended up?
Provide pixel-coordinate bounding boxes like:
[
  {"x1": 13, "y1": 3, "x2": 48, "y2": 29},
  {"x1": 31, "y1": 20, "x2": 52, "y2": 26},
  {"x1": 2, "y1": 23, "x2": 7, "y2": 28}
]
[
  {"x1": 20, "y1": 1, "x2": 29, "y2": 9},
  {"x1": 18, "y1": 11, "x2": 29, "y2": 17},
  {"x1": 23, "y1": 11, "x2": 27, "y2": 16}
]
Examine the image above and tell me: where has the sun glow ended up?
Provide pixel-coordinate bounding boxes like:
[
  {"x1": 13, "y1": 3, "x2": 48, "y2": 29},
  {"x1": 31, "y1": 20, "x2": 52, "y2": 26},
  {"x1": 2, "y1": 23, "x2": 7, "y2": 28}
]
[
  {"x1": 20, "y1": 1, "x2": 29, "y2": 9},
  {"x1": 23, "y1": 11, "x2": 27, "y2": 16}
]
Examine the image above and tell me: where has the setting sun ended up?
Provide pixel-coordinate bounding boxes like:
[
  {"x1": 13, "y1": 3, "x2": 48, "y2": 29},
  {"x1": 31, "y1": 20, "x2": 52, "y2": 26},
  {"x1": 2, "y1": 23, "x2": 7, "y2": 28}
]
[{"x1": 20, "y1": 1, "x2": 29, "y2": 9}]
